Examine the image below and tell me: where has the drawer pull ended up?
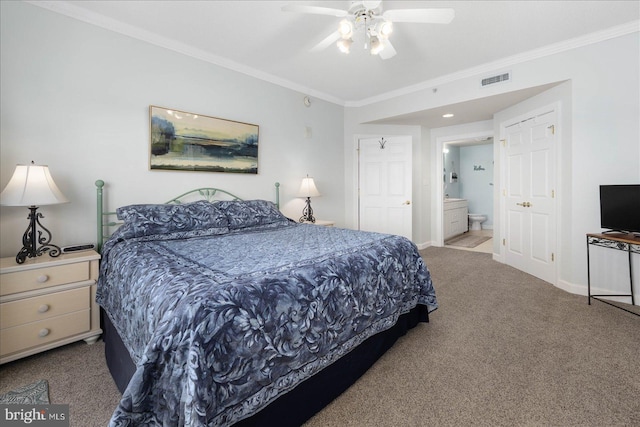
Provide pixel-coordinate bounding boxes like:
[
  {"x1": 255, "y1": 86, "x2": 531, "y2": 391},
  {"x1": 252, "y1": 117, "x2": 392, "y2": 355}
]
[
  {"x1": 38, "y1": 304, "x2": 50, "y2": 314},
  {"x1": 38, "y1": 328, "x2": 50, "y2": 338},
  {"x1": 37, "y1": 275, "x2": 49, "y2": 283}
]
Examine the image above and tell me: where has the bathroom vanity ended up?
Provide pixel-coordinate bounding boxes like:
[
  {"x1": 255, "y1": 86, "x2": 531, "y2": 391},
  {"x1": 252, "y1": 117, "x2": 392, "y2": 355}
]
[{"x1": 444, "y1": 199, "x2": 469, "y2": 240}]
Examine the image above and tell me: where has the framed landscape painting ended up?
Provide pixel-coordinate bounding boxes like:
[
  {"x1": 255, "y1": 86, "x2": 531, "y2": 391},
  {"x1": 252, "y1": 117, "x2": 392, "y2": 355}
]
[{"x1": 149, "y1": 106, "x2": 259, "y2": 174}]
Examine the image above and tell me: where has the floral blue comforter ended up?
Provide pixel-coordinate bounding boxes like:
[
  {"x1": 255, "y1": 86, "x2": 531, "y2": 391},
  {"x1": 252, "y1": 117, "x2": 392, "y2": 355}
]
[{"x1": 97, "y1": 199, "x2": 437, "y2": 426}]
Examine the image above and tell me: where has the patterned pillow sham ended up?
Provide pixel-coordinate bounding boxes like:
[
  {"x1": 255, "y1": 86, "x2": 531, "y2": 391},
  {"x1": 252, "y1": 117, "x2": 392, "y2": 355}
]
[
  {"x1": 216, "y1": 199, "x2": 290, "y2": 230},
  {"x1": 116, "y1": 200, "x2": 229, "y2": 237}
]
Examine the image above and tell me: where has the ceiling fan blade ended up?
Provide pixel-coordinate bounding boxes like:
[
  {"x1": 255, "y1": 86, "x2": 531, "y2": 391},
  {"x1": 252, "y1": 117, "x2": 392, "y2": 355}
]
[
  {"x1": 382, "y1": 8, "x2": 455, "y2": 24},
  {"x1": 282, "y1": 4, "x2": 348, "y2": 18},
  {"x1": 310, "y1": 30, "x2": 341, "y2": 53},
  {"x1": 379, "y1": 39, "x2": 397, "y2": 60}
]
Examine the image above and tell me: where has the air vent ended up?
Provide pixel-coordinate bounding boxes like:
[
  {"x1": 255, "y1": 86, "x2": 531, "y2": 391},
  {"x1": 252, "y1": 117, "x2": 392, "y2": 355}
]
[{"x1": 481, "y1": 72, "x2": 511, "y2": 87}]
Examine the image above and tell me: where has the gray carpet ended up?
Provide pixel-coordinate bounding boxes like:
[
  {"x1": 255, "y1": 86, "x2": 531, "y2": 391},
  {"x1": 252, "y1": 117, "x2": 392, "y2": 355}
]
[{"x1": 0, "y1": 247, "x2": 638, "y2": 426}]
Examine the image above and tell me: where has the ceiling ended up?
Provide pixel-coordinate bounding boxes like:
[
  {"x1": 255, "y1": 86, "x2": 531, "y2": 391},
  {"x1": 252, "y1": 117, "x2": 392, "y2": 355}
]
[{"x1": 34, "y1": 1, "x2": 639, "y2": 127}]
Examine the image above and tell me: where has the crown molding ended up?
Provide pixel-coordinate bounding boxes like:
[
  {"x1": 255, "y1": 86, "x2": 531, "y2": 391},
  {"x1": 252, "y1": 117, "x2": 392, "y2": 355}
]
[
  {"x1": 26, "y1": 2, "x2": 638, "y2": 108},
  {"x1": 346, "y1": 20, "x2": 640, "y2": 107}
]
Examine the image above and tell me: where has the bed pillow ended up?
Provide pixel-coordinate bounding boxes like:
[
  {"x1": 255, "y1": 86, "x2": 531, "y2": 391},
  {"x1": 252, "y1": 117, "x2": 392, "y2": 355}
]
[
  {"x1": 216, "y1": 199, "x2": 290, "y2": 230},
  {"x1": 116, "y1": 200, "x2": 229, "y2": 237}
]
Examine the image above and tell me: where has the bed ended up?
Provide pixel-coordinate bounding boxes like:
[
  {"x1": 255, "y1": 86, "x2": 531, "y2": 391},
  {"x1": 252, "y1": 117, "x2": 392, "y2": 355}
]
[{"x1": 95, "y1": 180, "x2": 437, "y2": 426}]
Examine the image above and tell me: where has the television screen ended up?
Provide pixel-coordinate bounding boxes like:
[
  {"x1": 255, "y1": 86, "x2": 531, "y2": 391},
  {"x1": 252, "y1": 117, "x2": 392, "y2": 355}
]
[{"x1": 599, "y1": 185, "x2": 640, "y2": 233}]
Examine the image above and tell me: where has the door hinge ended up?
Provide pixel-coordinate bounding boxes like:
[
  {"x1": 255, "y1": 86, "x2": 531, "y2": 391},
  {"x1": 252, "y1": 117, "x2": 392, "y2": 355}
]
[
  {"x1": 502, "y1": 238, "x2": 506, "y2": 246},
  {"x1": 548, "y1": 125, "x2": 555, "y2": 135},
  {"x1": 503, "y1": 189, "x2": 506, "y2": 196},
  {"x1": 551, "y1": 253, "x2": 555, "y2": 262},
  {"x1": 501, "y1": 139, "x2": 506, "y2": 147},
  {"x1": 551, "y1": 189, "x2": 555, "y2": 198}
]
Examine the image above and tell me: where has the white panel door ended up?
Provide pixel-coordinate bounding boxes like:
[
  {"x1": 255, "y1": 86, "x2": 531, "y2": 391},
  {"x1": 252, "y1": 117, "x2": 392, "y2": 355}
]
[
  {"x1": 504, "y1": 110, "x2": 557, "y2": 284},
  {"x1": 359, "y1": 136, "x2": 412, "y2": 239}
]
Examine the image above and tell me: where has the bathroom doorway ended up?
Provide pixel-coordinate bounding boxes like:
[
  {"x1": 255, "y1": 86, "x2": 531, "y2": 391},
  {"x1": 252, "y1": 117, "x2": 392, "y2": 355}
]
[{"x1": 435, "y1": 131, "x2": 494, "y2": 253}]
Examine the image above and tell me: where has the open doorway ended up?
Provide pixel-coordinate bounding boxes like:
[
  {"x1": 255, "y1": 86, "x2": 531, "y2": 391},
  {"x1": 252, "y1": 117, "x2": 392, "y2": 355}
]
[
  {"x1": 443, "y1": 138, "x2": 494, "y2": 253},
  {"x1": 435, "y1": 130, "x2": 494, "y2": 253}
]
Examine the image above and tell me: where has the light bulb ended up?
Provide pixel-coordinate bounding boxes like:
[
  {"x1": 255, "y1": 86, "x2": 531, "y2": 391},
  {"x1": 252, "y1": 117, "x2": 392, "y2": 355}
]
[
  {"x1": 379, "y1": 21, "x2": 393, "y2": 38},
  {"x1": 370, "y1": 36, "x2": 384, "y2": 55},
  {"x1": 338, "y1": 20, "x2": 353, "y2": 38},
  {"x1": 337, "y1": 38, "x2": 353, "y2": 54}
]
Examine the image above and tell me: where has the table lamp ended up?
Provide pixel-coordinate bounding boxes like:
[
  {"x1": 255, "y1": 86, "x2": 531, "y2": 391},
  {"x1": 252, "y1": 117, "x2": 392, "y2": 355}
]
[
  {"x1": 297, "y1": 175, "x2": 321, "y2": 223},
  {"x1": 0, "y1": 162, "x2": 69, "y2": 264}
]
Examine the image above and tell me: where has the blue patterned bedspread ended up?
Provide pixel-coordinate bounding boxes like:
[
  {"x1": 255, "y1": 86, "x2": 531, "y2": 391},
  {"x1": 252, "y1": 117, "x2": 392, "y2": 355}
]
[{"x1": 97, "y1": 203, "x2": 436, "y2": 426}]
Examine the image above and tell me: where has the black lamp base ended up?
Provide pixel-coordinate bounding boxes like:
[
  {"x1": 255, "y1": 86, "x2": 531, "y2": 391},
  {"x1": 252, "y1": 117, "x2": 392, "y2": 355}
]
[
  {"x1": 299, "y1": 197, "x2": 316, "y2": 223},
  {"x1": 16, "y1": 206, "x2": 62, "y2": 264}
]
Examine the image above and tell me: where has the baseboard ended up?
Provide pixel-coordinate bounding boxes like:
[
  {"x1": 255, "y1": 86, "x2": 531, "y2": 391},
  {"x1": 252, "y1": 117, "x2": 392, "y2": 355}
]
[
  {"x1": 557, "y1": 279, "x2": 638, "y2": 306},
  {"x1": 416, "y1": 241, "x2": 432, "y2": 250},
  {"x1": 556, "y1": 279, "x2": 584, "y2": 296}
]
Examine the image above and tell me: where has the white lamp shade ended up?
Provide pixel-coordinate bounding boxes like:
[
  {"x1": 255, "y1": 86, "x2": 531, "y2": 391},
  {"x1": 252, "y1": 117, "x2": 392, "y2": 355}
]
[
  {"x1": 0, "y1": 164, "x2": 69, "y2": 206},
  {"x1": 297, "y1": 176, "x2": 321, "y2": 198}
]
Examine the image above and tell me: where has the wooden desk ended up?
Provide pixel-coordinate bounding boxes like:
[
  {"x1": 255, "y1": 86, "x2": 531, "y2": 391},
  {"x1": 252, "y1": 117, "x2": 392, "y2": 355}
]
[{"x1": 586, "y1": 233, "x2": 639, "y2": 316}]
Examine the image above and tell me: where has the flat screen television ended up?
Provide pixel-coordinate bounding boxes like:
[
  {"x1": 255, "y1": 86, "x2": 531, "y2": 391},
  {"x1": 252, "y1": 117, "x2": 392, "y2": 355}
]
[{"x1": 599, "y1": 184, "x2": 640, "y2": 234}]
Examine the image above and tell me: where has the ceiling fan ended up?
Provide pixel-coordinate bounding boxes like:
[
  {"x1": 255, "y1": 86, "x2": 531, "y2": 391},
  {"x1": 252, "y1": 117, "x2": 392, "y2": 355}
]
[{"x1": 282, "y1": 1, "x2": 455, "y2": 59}]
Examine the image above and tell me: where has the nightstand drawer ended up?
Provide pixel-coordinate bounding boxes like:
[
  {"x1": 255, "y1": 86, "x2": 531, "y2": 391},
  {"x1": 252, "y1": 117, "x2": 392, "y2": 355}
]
[
  {"x1": 0, "y1": 262, "x2": 89, "y2": 296},
  {"x1": 302, "y1": 220, "x2": 335, "y2": 227},
  {"x1": 0, "y1": 310, "x2": 90, "y2": 357},
  {"x1": 0, "y1": 287, "x2": 89, "y2": 329}
]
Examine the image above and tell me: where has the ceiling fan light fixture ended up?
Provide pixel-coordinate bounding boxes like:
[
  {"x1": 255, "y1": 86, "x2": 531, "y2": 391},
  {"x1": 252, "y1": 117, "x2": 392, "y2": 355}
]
[
  {"x1": 337, "y1": 37, "x2": 353, "y2": 54},
  {"x1": 289, "y1": 1, "x2": 456, "y2": 59},
  {"x1": 370, "y1": 35, "x2": 384, "y2": 55}
]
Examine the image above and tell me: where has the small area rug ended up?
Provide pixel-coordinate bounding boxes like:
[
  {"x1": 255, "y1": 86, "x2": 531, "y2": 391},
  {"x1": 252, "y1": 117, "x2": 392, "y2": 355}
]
[
  {"x1": 0, "y1": 379, "x2": 49, "y2": 404},
  {"x1": 445, "y1": 234, "x2": 491, "y2": 248}
]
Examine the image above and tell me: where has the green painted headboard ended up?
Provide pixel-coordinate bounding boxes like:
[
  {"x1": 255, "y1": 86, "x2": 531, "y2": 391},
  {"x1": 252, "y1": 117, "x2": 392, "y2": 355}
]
[{"x1": 95, "y1": 180, "x2": 280, "y2": 252}]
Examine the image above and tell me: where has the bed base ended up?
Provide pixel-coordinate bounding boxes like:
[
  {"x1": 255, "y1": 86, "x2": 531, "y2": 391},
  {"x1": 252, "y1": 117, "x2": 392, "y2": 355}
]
[{"x1": 103, "y1": 305, "x2": 428, "y2": 426}]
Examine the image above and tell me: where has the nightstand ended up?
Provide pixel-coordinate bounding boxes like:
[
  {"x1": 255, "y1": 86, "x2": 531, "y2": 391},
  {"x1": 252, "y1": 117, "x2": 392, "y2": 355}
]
[
  {"x1": 303, "y1": 220, "x2": 335, "y2": 227},
  {"x1": 0, "y1": 250, "x2": 102, "y2": 364}
]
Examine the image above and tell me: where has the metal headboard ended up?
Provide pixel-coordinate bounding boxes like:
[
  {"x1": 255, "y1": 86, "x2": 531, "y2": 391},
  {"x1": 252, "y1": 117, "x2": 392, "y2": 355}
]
[{"x1": 95, "y1": 180, "x2": 280, "y2": 253}]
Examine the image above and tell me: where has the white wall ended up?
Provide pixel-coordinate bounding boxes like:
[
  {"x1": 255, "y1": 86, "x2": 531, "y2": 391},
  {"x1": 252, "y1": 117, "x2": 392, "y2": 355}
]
[
  {"x1": 0, "y1": 1, "x2": 345, "y2": 257},
  {"x1": 460, "y1": 144, "x2": 494, "y2": 228},
  {"x1": 344, "y1": 31, "x2": 639, "y2": 298}
]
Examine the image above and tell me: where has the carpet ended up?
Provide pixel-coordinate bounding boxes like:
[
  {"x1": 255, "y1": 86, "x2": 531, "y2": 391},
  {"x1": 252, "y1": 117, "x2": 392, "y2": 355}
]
[
  {"x1": 0, "y1": 379, "x2": 49, "y2": 404},
  {"x1": 445, "y1": 234, "x2": 491, "y2": 248}
]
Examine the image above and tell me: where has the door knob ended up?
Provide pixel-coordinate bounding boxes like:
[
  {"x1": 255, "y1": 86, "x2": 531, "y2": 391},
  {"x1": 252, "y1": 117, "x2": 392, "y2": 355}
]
[
  {"x1": 516, "y1": 202, "x2": 532, "y2": 208},
  {"x1": 403, "y1": 200, "x2": 411, "y2": 205}
]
